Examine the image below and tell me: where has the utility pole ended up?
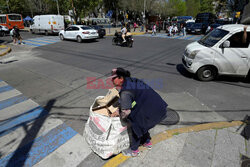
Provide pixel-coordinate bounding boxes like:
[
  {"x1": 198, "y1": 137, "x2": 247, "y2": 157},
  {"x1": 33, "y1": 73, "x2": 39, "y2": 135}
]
[
  {"x1": 143, "y1": 0, "x2": 146, "y2": 23},
  {"x1": 6, "y1": 0, "x2": 10, "y2": 13},
  {"x1": 56, "y1": 0, "x2": 60, "y2": 15},
  {"x1": 71, "y1": 0, "x2": 76, "y2": 24}
]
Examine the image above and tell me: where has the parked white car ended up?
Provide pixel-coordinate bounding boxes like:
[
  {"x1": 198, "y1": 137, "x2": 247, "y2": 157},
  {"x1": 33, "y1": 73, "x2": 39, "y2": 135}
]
[
  {"x1": 59, "y1": 25, "x2": 98, "y2": 43},
  {"x1": 0, "y1": 25, "x2": 9, "y2": 36},
  {"x1": 182, "y1": 24, "x2": 250, "y2": 81}
]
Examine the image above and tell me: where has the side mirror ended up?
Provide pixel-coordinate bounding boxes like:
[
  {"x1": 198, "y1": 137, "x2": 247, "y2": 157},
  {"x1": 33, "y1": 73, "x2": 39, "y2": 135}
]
[{"x1": 222, "y1": 40, "x2": 230, "y2": 48}]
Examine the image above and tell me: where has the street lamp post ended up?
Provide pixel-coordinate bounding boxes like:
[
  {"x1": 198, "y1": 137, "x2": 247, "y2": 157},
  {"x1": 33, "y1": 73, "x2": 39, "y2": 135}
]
[{"x1": 143, "y1": 0, "x2": 146, "y2": 31}]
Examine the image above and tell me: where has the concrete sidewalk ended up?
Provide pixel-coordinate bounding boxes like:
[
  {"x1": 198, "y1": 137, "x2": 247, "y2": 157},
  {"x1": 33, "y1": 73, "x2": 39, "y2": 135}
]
[{"x1": 104, "y1": 121, "x2": 250, "y2": 167}]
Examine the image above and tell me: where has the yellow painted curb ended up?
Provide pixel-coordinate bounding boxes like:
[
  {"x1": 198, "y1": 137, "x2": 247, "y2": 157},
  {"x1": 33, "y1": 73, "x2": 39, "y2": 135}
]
[
  {"x1": 103, "y1": 121, "x2": 243, "y2": 167},
  {"x1": 0, "y1": 45, "x2": 11, "y2": 57}
]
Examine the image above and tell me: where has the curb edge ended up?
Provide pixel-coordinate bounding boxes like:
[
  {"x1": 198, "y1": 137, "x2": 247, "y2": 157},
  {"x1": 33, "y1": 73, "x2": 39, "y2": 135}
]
[
  {"x1": 0, "y1": 46, "x2": 11, "y2": 57},
  {"x1": 103, "y1": 121, "x2": 243, "y2": 167}
]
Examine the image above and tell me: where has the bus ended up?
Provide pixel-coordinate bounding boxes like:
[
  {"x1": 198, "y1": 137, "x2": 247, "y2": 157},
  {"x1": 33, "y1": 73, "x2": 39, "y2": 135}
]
[{"x1": 0, "y1": 14, "x2": 24, "y2": 29}]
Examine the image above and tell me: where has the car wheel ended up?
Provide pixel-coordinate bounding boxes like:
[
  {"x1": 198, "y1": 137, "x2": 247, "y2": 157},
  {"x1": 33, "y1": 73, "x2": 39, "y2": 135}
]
[
  {"x1": 77, "y1": 36, "x2": 82, "y2": 43},
  {"x1": 196, "y1": 66, "x2": 217, "y2": 81},
  {"x1": 0, "y1": 31, "x2": 4, "y2": 37},
  {"x1": 30, "y1": 29, "x2": 34, "y2": 34},
  {"x1": 60, "y1": 34, "x2": 64, "y2": 40}
]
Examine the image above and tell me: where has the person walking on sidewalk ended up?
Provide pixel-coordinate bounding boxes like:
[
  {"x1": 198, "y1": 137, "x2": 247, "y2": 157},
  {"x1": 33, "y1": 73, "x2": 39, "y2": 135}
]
[
  {"x1": 152, "y1": 24, "x2": 156, "y2": 36},
  {"x1": 13, "y1": 26, "x2": 23, "y2": 45},
  {"x1": 133, "y1": 22, "x2": 137, "y2": 32},
  {"x1": 109, "y1": 67, "x2": 168, "y2": 157}
]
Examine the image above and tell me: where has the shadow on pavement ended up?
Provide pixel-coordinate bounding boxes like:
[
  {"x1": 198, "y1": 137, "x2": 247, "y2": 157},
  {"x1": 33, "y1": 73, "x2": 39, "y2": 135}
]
[{"x1": 5, "y1": 99, "x2": 56, "y2": 167}]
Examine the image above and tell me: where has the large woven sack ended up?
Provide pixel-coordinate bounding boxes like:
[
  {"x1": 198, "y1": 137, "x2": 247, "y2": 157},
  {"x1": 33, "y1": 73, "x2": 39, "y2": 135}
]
[{"x1": 84, "y1": 96, "x2": 130, "y2": 159}]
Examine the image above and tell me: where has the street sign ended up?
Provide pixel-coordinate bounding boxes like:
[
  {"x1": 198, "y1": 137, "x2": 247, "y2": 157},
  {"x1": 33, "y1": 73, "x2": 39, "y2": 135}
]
[
  {"x1": 69, "y1": 10, "x2": 73, "y2": 16},
  {"x1": 106, "y1": 10, "x2": 113, "y2": 18}
]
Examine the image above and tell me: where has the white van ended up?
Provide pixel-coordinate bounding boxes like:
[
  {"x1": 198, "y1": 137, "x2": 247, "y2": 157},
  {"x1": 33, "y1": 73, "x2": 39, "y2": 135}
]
[
  {"x1": 182, "y1": 24, "x2": 250, "y2": 81},
  {"x1": 30, "y1": 15, "x2": 64, "y2": 35}
]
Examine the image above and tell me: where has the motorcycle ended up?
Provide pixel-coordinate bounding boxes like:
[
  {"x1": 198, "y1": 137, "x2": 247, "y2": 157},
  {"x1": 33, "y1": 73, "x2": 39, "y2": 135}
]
[{"x1": 112, "y1": 32, "x2": 133, "y2": 48}]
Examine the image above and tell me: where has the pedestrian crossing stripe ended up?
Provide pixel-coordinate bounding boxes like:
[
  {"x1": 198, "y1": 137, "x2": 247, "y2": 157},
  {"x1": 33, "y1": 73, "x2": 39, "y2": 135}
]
[
  {"x1": 23, "y1": 36, "x2": 61, "y2": 47},
  {"x1": 24, "y1": 39, "x2": 55, "y2": 44},
  {"x1": 0, "y1": 123, "x2": 77, "y2": 167},
  {"x1": 0, "y1": 80, "x2": 79, "y2": 166},
  {"x1": 138, "y1": 34, "x2": 203, "y2": 41}
]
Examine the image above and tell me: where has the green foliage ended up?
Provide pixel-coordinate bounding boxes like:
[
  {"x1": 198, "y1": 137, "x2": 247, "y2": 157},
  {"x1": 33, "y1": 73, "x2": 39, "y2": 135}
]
[
  {"x1": 200, "y1": 0, "x2": 214, "y2": 13},
  {"x1": 186, "y1": 0, "x2": 200, "y2": 17}
]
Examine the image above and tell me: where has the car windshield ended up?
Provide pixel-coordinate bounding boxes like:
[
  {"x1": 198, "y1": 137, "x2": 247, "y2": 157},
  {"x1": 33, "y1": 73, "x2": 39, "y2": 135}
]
[
  {"x1": 198, "y1": 29, "x2": 229, "y2": 47},
  {"x1": 81, "y1": 26, "x2": 92, "y2": 30}
]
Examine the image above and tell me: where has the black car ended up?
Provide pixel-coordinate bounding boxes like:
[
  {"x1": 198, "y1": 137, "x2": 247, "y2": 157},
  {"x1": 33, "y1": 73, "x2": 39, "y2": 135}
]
[
  {"x1": 185, "y1": 22, "x2": 195, "y2": 34},
  {"x1": 189, "y1": 23, "x2": 206, "y2": 34},
  {"x1": 90, "y1": 25, "x2": 106, "y2": 38}
]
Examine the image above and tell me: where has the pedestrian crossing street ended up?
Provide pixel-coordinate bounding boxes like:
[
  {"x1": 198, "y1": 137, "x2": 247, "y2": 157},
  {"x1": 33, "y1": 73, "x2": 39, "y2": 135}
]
[
  {"x1": 23, "y1": 36, "x2": 61, "y2": 47},
  {"x1": 138, "y1": 33, "x2": 203, "y2": 41},
  {"x1": 0, "y1": 79, "x2": 91, "y2": 167}
]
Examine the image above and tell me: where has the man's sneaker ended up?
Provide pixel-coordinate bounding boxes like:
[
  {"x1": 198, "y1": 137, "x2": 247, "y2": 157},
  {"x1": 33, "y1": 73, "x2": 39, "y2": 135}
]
[{"x1": 143, "y1": 141, "x2": 152, "y2": 149}]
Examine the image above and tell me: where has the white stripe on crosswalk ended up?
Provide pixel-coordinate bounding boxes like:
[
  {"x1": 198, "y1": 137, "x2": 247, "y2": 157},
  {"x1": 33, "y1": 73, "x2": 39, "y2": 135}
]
[
  {"x1": 33, "y1": 134, "x2": 92, "y2": 167},
  {"x1": 0, "y1": 89, "x2": 22, "y2": 102},
  {"x1": 0, "y1": 117, "x2": 64, "y2": 158},
  {"x1": 0, "y1": 81, "x2": 8, "y2": 88},
  {"x1": 0, "y1": 99, "x2": 39, "y2": 121}
]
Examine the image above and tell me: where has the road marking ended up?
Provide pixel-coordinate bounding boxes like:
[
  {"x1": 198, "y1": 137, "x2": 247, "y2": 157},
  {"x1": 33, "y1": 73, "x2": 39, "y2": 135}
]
[
  {"x1": 23, "y1": 42, "x2": 43, "y2": 47},
  {"x1": 0, "y1": 81, "x2": 8, "y2": 88},
  {"x1": 0, "y1": 123, "x2": 77, "y2": 167},
  {"x1": 0, "y1": 89, "x2": 22, "y2": 102},
  {"x1": 138, "y1": 34, "x2": 201, "y2": 41},
  {"x1": 0, "y1": 106, "x2": 45, "y2": 137},
  {"x1": 0, "y1": 95, "x2": 28, "y2": 111},
  {"x1": 24, "y1": 39, "x2": 53, "y2": 45},
  {"x1": 0, "y1": 85, "x2": 13, "y2": 94},
  {"x1": 103, "y1": 121, "x2": 243, "y2": 167}
]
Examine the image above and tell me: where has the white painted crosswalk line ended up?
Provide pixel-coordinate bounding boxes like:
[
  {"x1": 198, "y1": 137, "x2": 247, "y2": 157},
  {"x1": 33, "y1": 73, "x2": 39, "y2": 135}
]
[
  {"x1": 0, "y1": 81, "x2": 8, "y2": 88},
  {"x1": 33, "y1": 134, "x2": 92, "y2": 167},
  {"x1": 0, "y1": 118, "x2": 64, "y2": 158},
  {"x1": 23, "y1": 36, "x2": 61, "y2": 47},
  {"x1": 0, "y1": 89, "x2": 22, "y2": 102},
  {"x1": 0, "y1": 99, "x2": 39, "y2": 121},
  {"x1": 0, "y1": 80, "x2": 84, "y2": 166}
]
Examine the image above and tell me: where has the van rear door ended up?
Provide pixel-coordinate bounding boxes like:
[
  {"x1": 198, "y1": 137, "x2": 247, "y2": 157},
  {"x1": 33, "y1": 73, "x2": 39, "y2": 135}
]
[{"x1": 51, "y1": 15, "x2": 64, "y2": 32}]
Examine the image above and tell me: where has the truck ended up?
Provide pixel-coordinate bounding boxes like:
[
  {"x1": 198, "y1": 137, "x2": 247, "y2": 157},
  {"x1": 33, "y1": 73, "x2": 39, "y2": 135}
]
[{"x1": 30, "y1": 15, "x2": 64, "y2": 35}]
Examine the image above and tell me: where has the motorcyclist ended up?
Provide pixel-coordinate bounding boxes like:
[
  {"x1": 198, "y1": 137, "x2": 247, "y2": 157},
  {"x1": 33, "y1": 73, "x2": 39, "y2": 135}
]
[{"x1": 121, "y1": 24, "x2": 127, "y2": 43}]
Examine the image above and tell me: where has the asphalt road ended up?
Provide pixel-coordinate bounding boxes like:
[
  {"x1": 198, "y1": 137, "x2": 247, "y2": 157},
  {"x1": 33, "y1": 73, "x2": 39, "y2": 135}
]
[
  {"x1": 0, "y1": 31, "x2": 250, "y2": 166},
  {"x1": 1, "y1": 32, "x2": 250, "y2": 121}
]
